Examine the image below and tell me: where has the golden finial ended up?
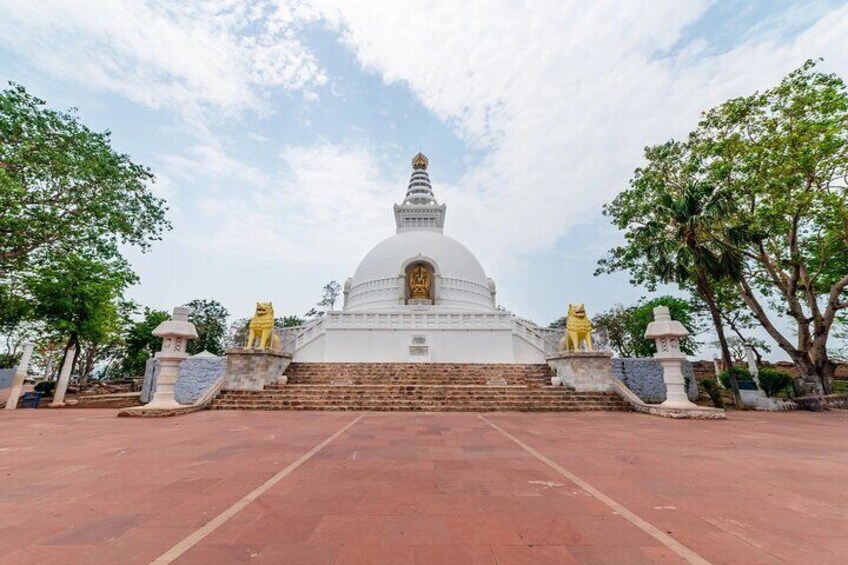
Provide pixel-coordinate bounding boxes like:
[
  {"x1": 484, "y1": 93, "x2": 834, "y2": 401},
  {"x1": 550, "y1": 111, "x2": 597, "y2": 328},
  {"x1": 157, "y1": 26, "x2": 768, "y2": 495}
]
[{"x1": 412, "y1": 152, "x2": 428, "y2": 170}]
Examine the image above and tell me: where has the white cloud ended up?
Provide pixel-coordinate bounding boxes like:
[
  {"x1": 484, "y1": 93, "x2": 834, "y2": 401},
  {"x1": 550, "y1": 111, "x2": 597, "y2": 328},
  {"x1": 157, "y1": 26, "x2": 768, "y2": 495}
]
[
  {"x1": 191, "y1": 142, "x2": 398, "y2": 264},
  {"x1": 309, "y1": 0, "x2": 848, "y2": 272},
  {"x1": 0, "y1": 0, "x2": 326, "y2": 119},
  {"x1": 161, "y1": 142, "x2": 269, "y2": 187}
]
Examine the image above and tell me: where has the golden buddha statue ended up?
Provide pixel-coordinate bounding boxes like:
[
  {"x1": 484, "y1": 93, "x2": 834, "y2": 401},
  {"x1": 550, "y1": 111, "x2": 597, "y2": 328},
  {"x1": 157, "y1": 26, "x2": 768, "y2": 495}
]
[{"x1": 409, "y1": 265, "x2": 431, "y2": 299}]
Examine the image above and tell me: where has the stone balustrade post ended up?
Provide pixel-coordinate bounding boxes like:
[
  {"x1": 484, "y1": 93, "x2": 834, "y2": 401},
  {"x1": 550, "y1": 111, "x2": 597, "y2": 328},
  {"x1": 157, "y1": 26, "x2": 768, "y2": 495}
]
[
  {"x1": 713, "y1": 357, "x2": 725, "y2": 389},
  {"x1": 4, "y1": 342, "x2": 34, "y2": 410},
  {"x1": 745, "y1": 345, "x2": 762, "y2": 389},
  {"x1": 51, "y1": 343, "x2": 77, "y2": 407}
]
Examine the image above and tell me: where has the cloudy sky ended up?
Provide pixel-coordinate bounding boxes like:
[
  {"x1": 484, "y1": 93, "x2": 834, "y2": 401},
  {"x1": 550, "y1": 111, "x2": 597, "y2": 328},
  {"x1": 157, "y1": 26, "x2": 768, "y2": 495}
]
[{"x1": 2, "y1": 0, "x2": 847, "y2": 355}]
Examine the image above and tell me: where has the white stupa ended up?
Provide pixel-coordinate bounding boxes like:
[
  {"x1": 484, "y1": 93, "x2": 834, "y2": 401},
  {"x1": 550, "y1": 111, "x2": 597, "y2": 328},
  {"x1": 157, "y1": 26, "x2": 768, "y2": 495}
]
[{"x1": 290, "y1": 153, "x2": 556, "y2": 363}]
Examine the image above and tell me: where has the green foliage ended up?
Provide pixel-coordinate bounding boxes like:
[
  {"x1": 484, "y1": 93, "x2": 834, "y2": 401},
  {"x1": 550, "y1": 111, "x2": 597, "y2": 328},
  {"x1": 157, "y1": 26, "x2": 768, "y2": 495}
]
[
  {"x1": 0, "y1": 282, "x2": 29, "y2": 335},
  {"x1": 598, "y1": 60, "x2": 848, "y2": 390},
  {"x1": 26, "y1": 252, "x2": 135, "y2": 347},
  {"x1": 699, "y1": 378, "x2": 724, "y2": 409},
  {"x1": 186, "y1": 299, "x2": 229, "y2": 356},
  {"x1": 34, "y1": 380, "x2": 55, "y2": 396},
  {"x1": 589, "y1": 297, "x2": 700, "y2": 358},
  {"x1": 0, "y1": 83, "x2": 169, "y2": 274},
  {"x1": 317, "y1": 280, "x2": 342, "y2": 312},
  {"x1": 548, "y1": 316, "x2": 567, "y2": 329},
  {"x1": 592, "y1": 304, "x2": 634, "y2": 357},
  {"x1": 118, "y1": 308, "x2": 169, "y2": 378},
  {"x1": 757, "y1": 368, "x2": 793, "y2": 398},
  {"x1": 0, "y1": 352, "x2": 20, "y2": 368},
  {"x1": 719, "y1": 367, "x2": 753, "y2": 389},
  {"x1": 628, "y1": 296, "x2": 700, "y2": 357},
  {"x1": 277, "y1": 315, "x2": 305, "y2": 328},
  {"x1": 696, "y1": 60, "x2": 848, "y2": 389}
]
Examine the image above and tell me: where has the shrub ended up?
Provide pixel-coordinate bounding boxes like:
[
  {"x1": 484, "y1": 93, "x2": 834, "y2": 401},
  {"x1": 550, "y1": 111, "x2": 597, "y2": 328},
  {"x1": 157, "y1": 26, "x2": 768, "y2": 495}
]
[
  {"x1": 757, "y1": 368, "x2": 793, "y2": 397},
  {"x1": 699, "y1": 378, "x2": 724, "y2": 408},
  {"x1": 719, "y1": 367, "x2": 753, "y2": 389},
  {"x1": 34, "y1": 381, "x2": 56, "y2": 396}
]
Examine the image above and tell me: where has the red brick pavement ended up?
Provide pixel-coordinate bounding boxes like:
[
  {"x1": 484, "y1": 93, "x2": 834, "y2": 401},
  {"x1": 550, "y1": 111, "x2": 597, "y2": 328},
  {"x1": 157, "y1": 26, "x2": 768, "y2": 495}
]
[{"x1": 1, "y1": 409, "x2": 846, "y2": 564}]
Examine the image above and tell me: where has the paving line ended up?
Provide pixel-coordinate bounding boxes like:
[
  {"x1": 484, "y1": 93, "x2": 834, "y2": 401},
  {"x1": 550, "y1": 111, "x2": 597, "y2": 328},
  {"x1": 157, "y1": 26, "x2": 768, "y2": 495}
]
[
  {"x1": 151, "y1": 414, "x2": 364, "y2": 564},
  {"x1": 478, "y1": 415, "x2": 712, "y2": 565}
]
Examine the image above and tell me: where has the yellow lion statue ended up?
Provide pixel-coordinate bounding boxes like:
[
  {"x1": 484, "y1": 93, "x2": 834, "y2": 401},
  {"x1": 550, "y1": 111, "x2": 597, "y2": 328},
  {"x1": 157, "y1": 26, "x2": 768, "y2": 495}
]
[
  {"x1": 559, "y1": 303, "x2": 593, "y2": 352},
  {"x1": 245, "y1": 302, "x2": 281, "y2": 350}
]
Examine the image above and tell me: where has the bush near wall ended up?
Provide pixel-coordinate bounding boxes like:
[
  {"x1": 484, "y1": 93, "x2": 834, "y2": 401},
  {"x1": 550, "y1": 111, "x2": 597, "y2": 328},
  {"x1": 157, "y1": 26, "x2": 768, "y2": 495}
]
[
  {"x1": 757, "y1": 368, "x2": 793, "y2": 397},
  {"x1": 719, "y1": 367, "x2": 755, "y2": 389}
]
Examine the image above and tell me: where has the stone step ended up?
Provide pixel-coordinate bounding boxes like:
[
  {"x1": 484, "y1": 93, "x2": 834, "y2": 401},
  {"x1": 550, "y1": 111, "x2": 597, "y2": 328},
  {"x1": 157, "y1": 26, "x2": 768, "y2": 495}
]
[
  {"x1": 210, "y1": 404, "x2": 628, "y2": 412},
  {"x1": 219, "y1": 391, "x2": 615, "y2": 399},
  {"x1": 210, "y1": 362, "x2": 626, "y2": 412}
]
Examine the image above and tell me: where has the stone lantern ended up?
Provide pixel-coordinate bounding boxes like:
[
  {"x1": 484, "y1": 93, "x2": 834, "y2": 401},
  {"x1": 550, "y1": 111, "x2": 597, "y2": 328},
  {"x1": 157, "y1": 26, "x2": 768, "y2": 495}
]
[
  {"x1": 644, "y1": 306, "x2": 697, "y2": 409},
  {"x1": 147, "y1": 306, "x2": 197, "y2": 409}
]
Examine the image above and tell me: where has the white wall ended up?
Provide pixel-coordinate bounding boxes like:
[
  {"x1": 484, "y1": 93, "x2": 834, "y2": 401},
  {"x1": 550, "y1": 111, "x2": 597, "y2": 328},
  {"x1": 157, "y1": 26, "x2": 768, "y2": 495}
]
[{"x1": 293, "y1": 328, "x2": 546, "y2": 363}]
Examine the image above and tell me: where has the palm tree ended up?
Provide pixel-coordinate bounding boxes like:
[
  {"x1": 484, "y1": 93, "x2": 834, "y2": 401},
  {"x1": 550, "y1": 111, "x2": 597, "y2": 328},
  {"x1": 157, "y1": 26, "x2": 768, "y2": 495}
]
[{"x1": 642, "y1": 182, "x2": 745, "y2": 408}]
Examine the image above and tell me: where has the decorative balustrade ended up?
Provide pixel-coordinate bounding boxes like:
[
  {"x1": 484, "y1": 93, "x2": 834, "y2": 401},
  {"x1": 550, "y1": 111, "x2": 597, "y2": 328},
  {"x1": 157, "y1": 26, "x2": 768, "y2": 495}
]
[{"x1": 275, "y1": 312, "x2": 615, "y2": 358}]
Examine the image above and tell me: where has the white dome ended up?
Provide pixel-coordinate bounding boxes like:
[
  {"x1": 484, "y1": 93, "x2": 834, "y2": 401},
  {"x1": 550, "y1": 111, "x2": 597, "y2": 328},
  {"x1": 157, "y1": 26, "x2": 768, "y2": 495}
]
[{"x1": 346, "y1": 231, "x2": 495, "y2": 312}]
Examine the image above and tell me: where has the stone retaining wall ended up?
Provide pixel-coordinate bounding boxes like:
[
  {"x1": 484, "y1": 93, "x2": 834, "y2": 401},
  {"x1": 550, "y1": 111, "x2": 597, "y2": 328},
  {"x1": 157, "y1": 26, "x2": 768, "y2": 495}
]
[
  {"x1": 612, "y1": 358, "x2": 699, "y2": 403},
  {"x1": 0, "y1": 367, "x2": 14, "y2": 390},
  {"x1": 140, "y1": 354, "x2": 226, "y2": 405}
]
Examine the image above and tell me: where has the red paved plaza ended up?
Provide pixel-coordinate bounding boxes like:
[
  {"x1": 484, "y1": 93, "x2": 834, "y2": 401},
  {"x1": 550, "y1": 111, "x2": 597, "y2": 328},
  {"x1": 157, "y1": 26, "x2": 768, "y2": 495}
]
[{"x1": 1, "y1": 409, "x2": 847, "y2": 564}]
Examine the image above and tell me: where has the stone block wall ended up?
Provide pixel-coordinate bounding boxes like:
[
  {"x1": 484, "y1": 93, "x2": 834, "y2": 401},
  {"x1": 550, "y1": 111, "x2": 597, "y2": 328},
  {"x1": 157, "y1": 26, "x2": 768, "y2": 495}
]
[
  {"x1": 223, "y1": 349, "x2": 292, "y2": 391},
  {"x1": 140, "y1": 354, "x2": 226, "y2": 405},
  {"x1": 612, "y1": 358, "x2": 699, "y2": 403},
  {"x1": 175, "y1": 357, "x2": 226, "y2": 404},
  {"x1": 140, "y1": 358, "x2": 160, "y2": 403},
  {"x1": 547, "y1": 352, "x2": 615, "y2": 392},
  {"x1": 0, "y1": 368, "x2": 14, "y2": 390}
]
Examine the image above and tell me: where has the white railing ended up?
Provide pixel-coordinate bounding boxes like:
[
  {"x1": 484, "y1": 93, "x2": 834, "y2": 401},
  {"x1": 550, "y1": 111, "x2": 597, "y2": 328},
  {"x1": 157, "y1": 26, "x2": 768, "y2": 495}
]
[
  {"x1": 276, "y1": 312, "x2": 605, "y2": 358},
  {"x1": 511, "y1": 317, "x2": 564, "y2": 354}
]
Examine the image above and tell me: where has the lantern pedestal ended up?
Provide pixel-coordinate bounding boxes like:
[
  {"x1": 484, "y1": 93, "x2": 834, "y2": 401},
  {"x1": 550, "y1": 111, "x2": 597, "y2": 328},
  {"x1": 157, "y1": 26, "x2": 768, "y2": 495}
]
[
  {"x1": 644, "y1": 306, "x2": 699, "y2": 410},
  {"x1": 134, "y1": 306, "x2": 198, "y2": 411}
]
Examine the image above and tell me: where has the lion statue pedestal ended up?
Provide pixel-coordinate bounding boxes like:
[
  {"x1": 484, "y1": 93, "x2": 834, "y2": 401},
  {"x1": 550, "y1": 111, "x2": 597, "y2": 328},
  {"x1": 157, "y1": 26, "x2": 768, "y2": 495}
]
[
  {"x1": 223, "y1": 303, "x2": 291, "y2": 391},
  {"x1": 224, "y1": 348, "x2": 292, "y2": 391},
  {"x1": 547, "y1": 350, "x2": 614, "y2": 392}
]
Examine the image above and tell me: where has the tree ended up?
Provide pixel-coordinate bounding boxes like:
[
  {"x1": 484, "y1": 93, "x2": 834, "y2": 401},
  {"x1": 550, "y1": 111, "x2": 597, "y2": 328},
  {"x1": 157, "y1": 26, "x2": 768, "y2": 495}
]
[
  {"x1": 277, "y1": 315, "x2": 305, "y2": 328},
  {"x1": 598, "y1": 142, "x2": 746, "y2": 405},
  {"x1": 548, "y1": 316, "x2": 567, "y2": 329},
  {"x1": 317, "y1": 280, "x2": 341, "y2": 312},
  {"x1": 711, "y1": 335, "x2": 772, "y2": 365},
  {"x1": 0, "y1": 84, "x2": 169, "y2": 275},
  {"x1": 186, "y1": 299, "x2": 229, "y2": 356},
  {"x1": 225, "y1": 317, "x2": 250, "y2": 349},
  {"x1": 626, "y1": 297, "x2": 701, "y2": 358},
  {"x1": 694, "y1": 60, "x2": 848, "y2": 393},
  {"x1": 118, "y1": 308, "x2": 169, "y2": 378},
  {"x1": 592, "y1": 304, "x2": 635, "y2": 357},
  {"x1": 75, "y1": 300, "x2": 131, "y2": 386},
  {"x1": 26, "y1": 251, "x2": 135, "y2": 385}
]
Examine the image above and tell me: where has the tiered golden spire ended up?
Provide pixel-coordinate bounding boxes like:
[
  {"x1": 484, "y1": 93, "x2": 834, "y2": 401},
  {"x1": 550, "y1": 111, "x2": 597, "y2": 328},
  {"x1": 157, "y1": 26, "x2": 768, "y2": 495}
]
[{"x1": 411, "y1": 152, "x2": 429, "y2": 170}]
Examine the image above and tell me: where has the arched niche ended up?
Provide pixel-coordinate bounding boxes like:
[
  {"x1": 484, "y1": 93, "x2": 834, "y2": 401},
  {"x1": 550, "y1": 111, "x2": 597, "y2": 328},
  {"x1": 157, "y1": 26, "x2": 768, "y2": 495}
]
[{"x1": 404, "y1": 260, "x2": 436, "y2": 304}]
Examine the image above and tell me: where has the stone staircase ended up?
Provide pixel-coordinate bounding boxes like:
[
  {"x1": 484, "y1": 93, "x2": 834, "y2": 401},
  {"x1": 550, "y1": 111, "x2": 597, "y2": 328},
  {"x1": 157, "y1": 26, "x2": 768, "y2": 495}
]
[{"x1": 209, "y1": 363, "x2": 629, "y2": 412}]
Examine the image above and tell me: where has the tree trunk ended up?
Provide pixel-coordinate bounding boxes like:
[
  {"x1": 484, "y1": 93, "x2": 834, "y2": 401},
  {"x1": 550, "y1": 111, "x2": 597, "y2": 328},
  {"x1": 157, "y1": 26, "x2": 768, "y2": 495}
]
[
  {"x1": 736, "y1": 278, "x2": 837, "y2": 395},
  {"x1": 76, "y1": 344, "x2": 97, "y2": 389},
  {"x1": 697, "y1": 269, "x2": 744, "y2": 408}
]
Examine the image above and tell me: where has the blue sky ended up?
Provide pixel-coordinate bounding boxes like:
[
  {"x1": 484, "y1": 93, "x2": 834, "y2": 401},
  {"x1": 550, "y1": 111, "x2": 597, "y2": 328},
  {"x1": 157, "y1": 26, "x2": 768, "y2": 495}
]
[{"x1": 2, "y1": 0, "x2": 847, "y2": 357}]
